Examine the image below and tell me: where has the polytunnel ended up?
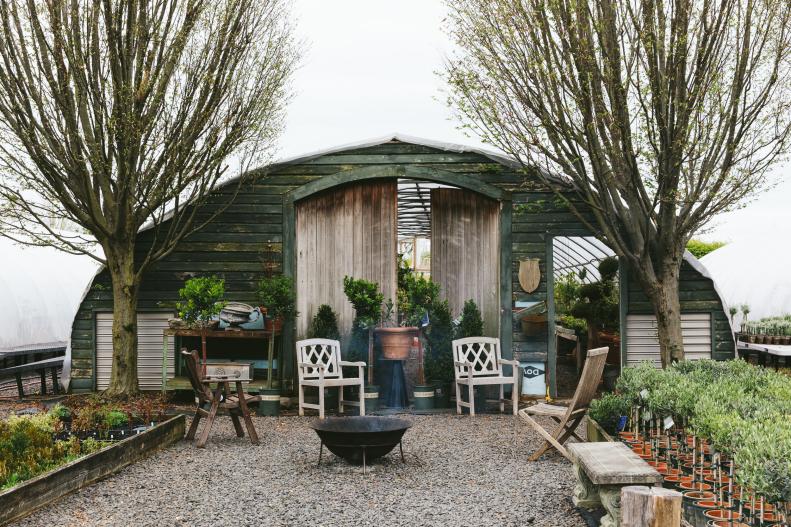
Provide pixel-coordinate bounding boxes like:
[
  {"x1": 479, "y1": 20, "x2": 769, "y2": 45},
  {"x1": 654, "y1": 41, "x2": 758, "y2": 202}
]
[
  {"x1": 700, "y1": 238, "x2": 791, "y2": 324},
  {"x1": 0, "y1": 237, "x2": 99, "y2": 390}
]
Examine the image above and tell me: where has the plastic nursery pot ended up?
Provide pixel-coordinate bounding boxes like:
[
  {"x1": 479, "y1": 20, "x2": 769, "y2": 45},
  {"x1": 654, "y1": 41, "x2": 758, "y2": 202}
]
[
  {"x1": 704, "y1": 508, "x2": 743, "y2": 522},
  {"x1": 257, "y1": 388, "x2": 281, "y2": 416},
  {"x1": 682, "y1": 490, "x2": 715, "y2": 523},
  {"x1": 693, "y1": 500, "x2": 725, "y2": 527},
  {"x1": 364, "y1": 384, "x2": 379, "y2": 414},
  {"x1": 432, "y1": 382, "x2": 452, "y2": 408},
  {"x1": 412, "y1": 384, "x2": 435, "y2": 411}
]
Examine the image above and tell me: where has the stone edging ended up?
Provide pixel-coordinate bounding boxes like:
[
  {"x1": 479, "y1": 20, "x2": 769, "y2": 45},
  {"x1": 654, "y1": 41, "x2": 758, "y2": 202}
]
[{"x1": 0, "y1": 414, "x2": 186, "y2": 526}]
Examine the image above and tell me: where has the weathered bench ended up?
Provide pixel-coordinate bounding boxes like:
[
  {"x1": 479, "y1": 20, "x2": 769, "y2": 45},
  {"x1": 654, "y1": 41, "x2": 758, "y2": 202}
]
[
  {"x1": 0, "y1": 354, "x2": 64, "y2": 398},
  {"x1": 568, "y1": 442, "x2": 662, "y2": 527}
]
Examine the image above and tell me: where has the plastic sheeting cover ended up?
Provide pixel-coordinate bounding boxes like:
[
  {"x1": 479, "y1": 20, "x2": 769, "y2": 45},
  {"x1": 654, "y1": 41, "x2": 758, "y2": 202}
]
[
  {"x1": 700, "y1": 239, "x2": 791, "y2": 323},
  {"x1": 0, "y1": 238, "x2": 99, "y2": 388}
]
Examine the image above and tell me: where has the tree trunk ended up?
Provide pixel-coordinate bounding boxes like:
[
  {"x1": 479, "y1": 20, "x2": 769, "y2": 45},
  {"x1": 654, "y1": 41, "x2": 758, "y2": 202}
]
[
  {"x1": 105, "y1": 247, "x2": 141, "y2": 397},
  {"x1": 631, "y1": 254, "x2": 685, "y2": 368}
]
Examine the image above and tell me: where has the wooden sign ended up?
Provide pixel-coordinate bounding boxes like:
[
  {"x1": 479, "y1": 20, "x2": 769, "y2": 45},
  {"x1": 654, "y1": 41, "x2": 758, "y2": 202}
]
[{"x1": 519, "y1": 258, "x2": 540, "y2": 293}]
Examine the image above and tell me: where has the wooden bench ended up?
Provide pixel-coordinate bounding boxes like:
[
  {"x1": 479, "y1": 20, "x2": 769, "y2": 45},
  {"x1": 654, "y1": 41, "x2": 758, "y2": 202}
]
[
  {"x1": 0, "y1": 355, "x2": 64, "y2": 398},
  {"x1": 567, "y1": 442, "x2": 662, "y2": 527}
]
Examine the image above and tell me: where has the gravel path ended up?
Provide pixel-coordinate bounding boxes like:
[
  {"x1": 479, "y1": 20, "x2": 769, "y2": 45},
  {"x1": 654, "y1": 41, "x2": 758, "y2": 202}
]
[{"x1": 16, "y1": 414, "x2": 586, "y2": 527}]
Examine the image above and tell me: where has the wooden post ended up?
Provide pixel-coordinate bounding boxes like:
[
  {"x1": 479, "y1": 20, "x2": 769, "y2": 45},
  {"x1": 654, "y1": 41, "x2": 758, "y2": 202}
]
[{"x1": 620, "y1": 486, "x2": 681, "y2": 527}]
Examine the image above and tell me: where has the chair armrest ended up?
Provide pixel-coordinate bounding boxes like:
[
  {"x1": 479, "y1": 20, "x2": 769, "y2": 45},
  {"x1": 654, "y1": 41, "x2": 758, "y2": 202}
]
[
  {"x1": 339, "y1": 361, "x2": 366, "y2": 367},
  {"x1": 498, "y1": 359, "x2": 520, "y2": 367}
]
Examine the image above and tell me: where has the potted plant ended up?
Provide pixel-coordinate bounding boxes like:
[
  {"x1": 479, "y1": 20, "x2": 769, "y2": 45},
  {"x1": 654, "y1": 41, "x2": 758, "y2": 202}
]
[
  {"x1": 307, "y1": 304, "x2": 341, "y2": 340},
  {"x1": 343, "y1": 276, "x2": 384, "y2": 410},
  {"x1": 175, "y1": 276, "x2": 225, "y2": 329},
  {"x1": 257, "y1": 275, "x2": 298, "y2": 332},
  {"x1": 424, "y1": 299, "x2": 455, "y2": 408},
  {"x1": 457, "y1": 299, "x2": 488, "y2": 412},
  {"x1": 256, "y1": 275, "x2": 298, "y2": 416}
]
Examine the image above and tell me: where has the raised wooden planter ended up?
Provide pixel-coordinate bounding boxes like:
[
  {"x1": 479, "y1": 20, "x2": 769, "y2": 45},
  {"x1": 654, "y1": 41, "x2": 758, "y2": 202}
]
[{"x1": 0, "y1": 414, "x2": 185, "y2": 526}]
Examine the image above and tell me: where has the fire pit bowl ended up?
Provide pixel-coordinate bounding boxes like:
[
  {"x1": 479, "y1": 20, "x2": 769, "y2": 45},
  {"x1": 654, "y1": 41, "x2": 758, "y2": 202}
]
[{"x1": 310, "y1": 416, "x2": 412, "y2": 468}]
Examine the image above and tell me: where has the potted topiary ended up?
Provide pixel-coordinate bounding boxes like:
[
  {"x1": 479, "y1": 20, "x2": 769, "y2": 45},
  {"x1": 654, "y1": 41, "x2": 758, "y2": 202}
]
[
  {"x1": 457, "y1": 299, "x2": 487, "y2": 412},
  {"x1": 424, "y1": 299, "x2": 455, "y2": 408},
  {"x1": 175, "y1": 276, "x2": 225, "y2": 329},
  {"x1": 257, "y1": 275, "x2": 298, "y2": 333},
  {"x1": 343, "y1": 276, "x2": 384, "y2": 411},
  {"x1": 307, "y1": 304, "x2": 341, "y2": 340},
  {"x1": 256, "y1": 275, "x2": 298, "y2": 416}
]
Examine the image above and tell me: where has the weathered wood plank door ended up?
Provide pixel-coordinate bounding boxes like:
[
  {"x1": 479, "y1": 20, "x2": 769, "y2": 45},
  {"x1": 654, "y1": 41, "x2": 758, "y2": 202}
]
[
  {"x1": 295, "y1": 181, "x2": 397, "y2": 340},
  {"x1": 431, "y1": 188, "x2": 500, "y2": 336}
]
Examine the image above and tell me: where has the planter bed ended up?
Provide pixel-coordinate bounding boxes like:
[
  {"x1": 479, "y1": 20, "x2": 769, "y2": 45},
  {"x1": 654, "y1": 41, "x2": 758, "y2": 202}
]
[{"x1": 0, "y1": 414, "x2": 184, "y2": 526}]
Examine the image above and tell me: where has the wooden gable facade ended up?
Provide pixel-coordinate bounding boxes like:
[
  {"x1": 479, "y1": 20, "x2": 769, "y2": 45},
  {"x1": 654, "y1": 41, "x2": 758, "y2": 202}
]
[{"x1": 68, "y1": 138, "x2": 734, "y2": 393}]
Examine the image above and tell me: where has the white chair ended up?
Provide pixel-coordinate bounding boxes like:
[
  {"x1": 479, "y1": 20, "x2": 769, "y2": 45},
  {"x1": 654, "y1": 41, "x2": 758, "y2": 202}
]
[
  {"x1": 296, "y1": 338, "x2": 366, "y2": 419},
  {"x1": 453, "y1": 336, "x2": 519, "y2": 416}
]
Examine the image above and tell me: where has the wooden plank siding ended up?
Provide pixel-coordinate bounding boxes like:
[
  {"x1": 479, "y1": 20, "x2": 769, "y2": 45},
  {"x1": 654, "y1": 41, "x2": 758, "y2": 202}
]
[{"x1": 68, "y1": 139, "x2": 733, "y2": 392}]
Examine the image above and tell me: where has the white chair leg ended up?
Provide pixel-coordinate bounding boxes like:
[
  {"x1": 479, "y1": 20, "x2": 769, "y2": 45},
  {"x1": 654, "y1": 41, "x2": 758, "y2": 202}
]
[
  {"x1": 298, "y1": 383, "x2": 305, "y2": 417},
  {"x1": 319, "y1": 385, "x2": 325, "y2": 419},
  {"x1": 499, "y1": 384, "x2": 505, "y2": 413},
  {"x1": 468, "y1": 382, "x2": 475, "y2": 417},
  {"x1": 455, "y1": 382, "x2": 462, "y2": 414},
  {"x1": 339, "y1": 385, "x2": 344, "y2": 414},
  {"x1": 512, "y1": 379, "x2": 519, "y2": 415},
  {"x1": 359, "y1": 381, "x2": 366, "y2": 416}
]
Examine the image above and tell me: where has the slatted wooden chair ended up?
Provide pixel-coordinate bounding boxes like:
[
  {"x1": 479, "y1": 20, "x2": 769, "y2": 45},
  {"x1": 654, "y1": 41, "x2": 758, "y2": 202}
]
[
  {"x1": 296, "y1": 338, "x2": 366, "y2": 419},
  {"x1": 453, "y1": 336, "x2": 520, "y2": 416},
  {"x1": 182, "y1": 349, "x2": 262, "y2": 448},
  {"x1": 519, "y1": 346, "x2": 609, "y2": 461}
]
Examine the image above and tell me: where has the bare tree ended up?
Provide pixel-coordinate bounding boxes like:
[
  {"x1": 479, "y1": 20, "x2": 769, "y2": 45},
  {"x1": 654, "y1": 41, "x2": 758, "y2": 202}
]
[
  {"x1": 445, "y1": 0, "x2": 791, "y2": 366},
  {"x1": 0, "y1": 0, "x2": 299, "y2": 395}
]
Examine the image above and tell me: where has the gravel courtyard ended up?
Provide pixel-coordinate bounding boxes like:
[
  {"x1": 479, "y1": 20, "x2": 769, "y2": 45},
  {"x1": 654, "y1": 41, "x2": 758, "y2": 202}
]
[{"x1": 17, "y1": 413, "x2": 586, "y2": 527}]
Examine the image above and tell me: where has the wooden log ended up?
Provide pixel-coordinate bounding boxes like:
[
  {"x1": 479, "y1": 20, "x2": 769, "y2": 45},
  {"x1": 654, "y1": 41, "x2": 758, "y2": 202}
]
[{"x1": 620, "y1": 485, "x2": 682, "y2": 527}]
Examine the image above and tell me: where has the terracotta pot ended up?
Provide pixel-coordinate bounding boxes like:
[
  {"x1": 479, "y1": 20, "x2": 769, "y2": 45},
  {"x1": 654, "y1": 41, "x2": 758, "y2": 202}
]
[
  {"x1": 705, "y1": 509, "x2": 742, "y2": 521},
  {"x1": 265, "y1": 317, "x2": 283, "y2": 333},
  {"x1": 376, "y1": 327, "x2": 418, "y2": 360}
]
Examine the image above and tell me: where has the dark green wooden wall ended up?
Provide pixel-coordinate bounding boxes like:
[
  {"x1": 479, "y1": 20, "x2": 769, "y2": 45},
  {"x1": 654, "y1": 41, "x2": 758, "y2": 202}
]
[{"x1": 69, "y1": 140, "x2": 733, "y2": 391}]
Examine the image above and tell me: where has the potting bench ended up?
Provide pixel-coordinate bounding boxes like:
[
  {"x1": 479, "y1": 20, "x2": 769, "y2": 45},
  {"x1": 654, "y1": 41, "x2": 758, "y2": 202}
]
[
  {"x1": 567, "y1": 442, "x2": 662, "y2": 527},
  {"x1": 736, "y1": 340, "x2": 791, "y2": 371},
  {"x1": 161, "y1": 328, "x2": 280, "y2": 393}
]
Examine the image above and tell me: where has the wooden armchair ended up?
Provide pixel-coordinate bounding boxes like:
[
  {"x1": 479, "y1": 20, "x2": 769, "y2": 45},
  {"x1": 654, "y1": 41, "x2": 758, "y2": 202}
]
[
  {"x1": 181, "y1": 349, "x2": 261, "y2": 448},
  {"x1": 453, "y1": 337, "x2": 519, "y2": 416},
  {"x1": 296, "y1": 339, "x2": 366, "y2": 419}
]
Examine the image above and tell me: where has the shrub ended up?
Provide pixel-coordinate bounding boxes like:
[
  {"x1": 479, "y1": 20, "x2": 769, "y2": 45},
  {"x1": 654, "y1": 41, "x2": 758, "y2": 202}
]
[
  {"x1": 457, "y1": 299, "x2": 484, "y2": 338},
  {"x1": 257, "y1": 275, "x2": 298, "y2": 321},
  {"x1": 49, "y1": 403, "x2": 71, "y2": 421},
  {"x1": 176, "y1": 276, "x2": 225, "y2": 327},
  {"x1": 0, "y1": 413, "x2": 72, "y2": 488},
  {"x1": 103, "y1": 410, "x2": 128, "y2": 430},
  {"x1": 424, "y1": 300, "x2": 455, "y2": 384},
  {"x1": 588, "y1": 392, "x2": 630, "y2": 435},
  {"x1": 398, "y1": 272, "x2": 440, "y2": 327},
  {"x1": 686, "y1": 239, "x2": 726, "y2": 259},
  {"x1": 307, "y1": 304, "x2": 340, "y2": 340}
]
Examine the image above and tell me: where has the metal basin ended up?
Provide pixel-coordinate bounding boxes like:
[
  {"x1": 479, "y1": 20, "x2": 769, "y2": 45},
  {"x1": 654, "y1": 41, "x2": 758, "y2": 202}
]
[{"x1": 310, "y1": 416, "x2": 412, "y2": 465}]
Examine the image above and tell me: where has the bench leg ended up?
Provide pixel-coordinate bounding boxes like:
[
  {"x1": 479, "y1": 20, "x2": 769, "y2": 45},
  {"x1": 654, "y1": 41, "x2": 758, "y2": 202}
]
[
  {"x1": 40, "y1": 369, "x2": 47, "y2": 395},
  {"x1": 51, "y1": 368, "x2": 59, "y2": 394},
  {"x1": 571, "y1": 462, "x2": 601, "y2": 508},
  {"x1": 598, "y1": 486, "x2": 622, "y2": 527}
]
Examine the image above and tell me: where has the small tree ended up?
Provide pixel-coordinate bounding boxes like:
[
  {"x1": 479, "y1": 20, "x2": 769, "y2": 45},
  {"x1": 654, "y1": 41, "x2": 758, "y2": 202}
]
[
  {"x1": 0, "y1": 1, "x2": 299, "y2": 394},
  {"x1": 457, "y1": 299, "x2": 484, "y2": 338},
  {"x1": 307, "y1": 305, "x2": 341, "y2": 341},
  {"x1": 445, "y1": 0, "x2": 791, "y2": 366},
  {"x1": 424, "y1": 299, "x2": 455, "y2": 385}
]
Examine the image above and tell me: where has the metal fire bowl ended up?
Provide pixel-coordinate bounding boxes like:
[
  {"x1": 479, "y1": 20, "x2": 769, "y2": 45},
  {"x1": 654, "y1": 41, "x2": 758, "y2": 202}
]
[{"x1": 310, "y1": 416, "x2": 412, "y2": 465}]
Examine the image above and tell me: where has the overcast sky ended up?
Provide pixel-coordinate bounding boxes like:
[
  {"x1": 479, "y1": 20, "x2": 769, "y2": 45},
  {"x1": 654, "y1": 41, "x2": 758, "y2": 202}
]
[{"x1": 279, "y1": 0, "x2": 789, "y2": 245}]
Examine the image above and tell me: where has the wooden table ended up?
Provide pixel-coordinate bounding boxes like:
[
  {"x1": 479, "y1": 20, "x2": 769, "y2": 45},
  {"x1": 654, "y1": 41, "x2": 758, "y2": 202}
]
[
  {"x1": 0, "y1": 345, "x2": 66, "y2": 397},
  {"x1": 736, "y1": 340, "x2": 791, "y2": 370},
  {"x1": 162, "y1": 328, "x2": 280, "y2": 393}
]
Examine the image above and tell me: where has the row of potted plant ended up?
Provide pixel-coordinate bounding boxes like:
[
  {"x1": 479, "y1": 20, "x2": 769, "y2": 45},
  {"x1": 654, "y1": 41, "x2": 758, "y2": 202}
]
[
  {"x1": 589, "y1": 359, "x2": 791, "y2": 526},
  {"x1": 738, "y1": 314, "x2": 791, "y2": 344}
]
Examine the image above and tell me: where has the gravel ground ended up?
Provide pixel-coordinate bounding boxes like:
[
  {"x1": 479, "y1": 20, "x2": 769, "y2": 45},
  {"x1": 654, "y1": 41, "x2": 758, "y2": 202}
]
[{"x1": 16, "y1": 413, "x2": 586, "y2": 527}]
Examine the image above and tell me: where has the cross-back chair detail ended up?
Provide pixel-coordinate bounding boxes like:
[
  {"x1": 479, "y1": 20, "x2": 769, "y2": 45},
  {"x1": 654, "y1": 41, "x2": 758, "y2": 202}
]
[
  {"x1": 181, "y1": 349, "x2": 261, "y2": 448},
  {"x1": 519, "y1": 346, "x2": 609, "y2": 461},
  {"x1": 452, "y1": 337, "x2": 519, "y2": 416},
  {"x1": 296, "y1": 339, "x2": 366, "y2": 419}
]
